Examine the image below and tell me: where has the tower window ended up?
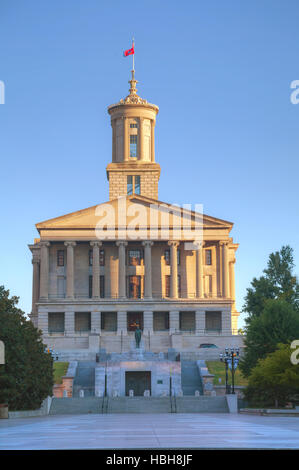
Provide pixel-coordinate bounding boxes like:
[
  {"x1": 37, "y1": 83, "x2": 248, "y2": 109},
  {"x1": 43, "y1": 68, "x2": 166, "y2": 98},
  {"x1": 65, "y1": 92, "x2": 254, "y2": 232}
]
[
  {"x1": 130, "y1": 134, "x2": 137, "y2": 157},
  {"x1": 127, "y1": 175, "x2": 140, "y2": 195},
  {"x1": 130, "y1": 123, "x2": 138, "y2": 128}
]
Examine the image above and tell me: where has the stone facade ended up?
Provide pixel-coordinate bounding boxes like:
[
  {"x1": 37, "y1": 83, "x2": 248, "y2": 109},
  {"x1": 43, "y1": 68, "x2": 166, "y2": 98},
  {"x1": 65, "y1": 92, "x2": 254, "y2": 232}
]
[{"x1": 29, "y1": 70, "x2": 243, "y2": 356}]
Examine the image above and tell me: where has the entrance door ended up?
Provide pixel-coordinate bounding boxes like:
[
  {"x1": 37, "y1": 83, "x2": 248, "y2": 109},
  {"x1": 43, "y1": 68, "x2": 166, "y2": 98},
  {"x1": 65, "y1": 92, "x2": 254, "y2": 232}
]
[
  {"x1": 127, "y1": 312, "x2": 143, "y2": 331},
  {"x1": 125, "y1": 371, "x2": 151, "y2": 396}
]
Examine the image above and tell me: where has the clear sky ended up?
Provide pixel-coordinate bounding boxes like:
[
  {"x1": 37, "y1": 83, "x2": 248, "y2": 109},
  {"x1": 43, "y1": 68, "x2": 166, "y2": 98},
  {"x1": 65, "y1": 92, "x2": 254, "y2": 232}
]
[{"x1": 0, "y1": 0, "x2": 298, "y2": 328}]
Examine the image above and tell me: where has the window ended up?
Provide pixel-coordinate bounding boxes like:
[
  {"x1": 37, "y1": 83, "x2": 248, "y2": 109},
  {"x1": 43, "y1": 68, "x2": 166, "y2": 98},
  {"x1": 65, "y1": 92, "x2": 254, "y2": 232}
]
[
  {"x1": 129, "y1": 249, "x2": 142, "y2": 266},
  {"x1": 164, "y1": 249, "x2": 180, "y2": 265},
  {"x1": 165, "y1": 275, "x2": 170, "y2": 297},
  {"x1": 205, "y1": 249, "x2": 212, "y2": 265},
  {"x1": 205, "y1": 311, "x2": 221, "y2": 332},
  {"x1": 48, "y1": 312, "x2": 65, "y2": 333},
  {"x1": 89, "y1": 275, "x2": 92, "y2": 298},
  {"x1": 89, "y1": 249, "x2": 105, "y2": 266},
  {"x1": 154, "y1": 312, "x2": 169, "y2": 331},
  {"x1": 128, "y1": 276, "x2": 141, "y2": 299},
  {"x1": 100, "y1": 250, "x2": 105, "y2": 266},
  {"x1": 127, "y1": 175, "x2": 140, "y2": 195},
  {"x1": 89, "y1": 249, "x2": 93, "y2": 266},
  {"x1": 165, "y1": 275, "x2": 181, "y2": 297},
  {"x1": 130, "y1": 123, "x2": 138, "y2": 128},
  {"x1": 100, "y1": 275, "x2": 105, "y2": 298},
  {"x1": 130, "y1": 134, "x2": 137, "y2": 157},
  {"x1": 89, "y1": 275, "x2": 105, "y2": 298},
  {"x1": 180, "y1": 311, "x2": 195, "y2": 331},
  {"x1": 75, "y1": 312, "x2": 91, "y2": 332},
  {"x1": 178, "y1": 274, "x2": 181, "y2": 298},
  {"x1": 57, "y1": 250, "x2": 65, "y2": 266}
]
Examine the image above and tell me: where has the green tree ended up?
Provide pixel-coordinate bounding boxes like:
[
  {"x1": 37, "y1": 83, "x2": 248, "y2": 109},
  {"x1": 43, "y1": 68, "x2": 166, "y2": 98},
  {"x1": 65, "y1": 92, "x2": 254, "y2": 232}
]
[
  {"x1": 244, "y1": 344, "x2": 299, "y2": 408},
  {"x1": 240, "y1": 299, "x2": 299, "y2": 377},
  {"x1": 0, "y1": 286, "x2": 53, "y2": 410},
  {"x1": 243, "y1": 246, "x2": 299, "y2": 325}
]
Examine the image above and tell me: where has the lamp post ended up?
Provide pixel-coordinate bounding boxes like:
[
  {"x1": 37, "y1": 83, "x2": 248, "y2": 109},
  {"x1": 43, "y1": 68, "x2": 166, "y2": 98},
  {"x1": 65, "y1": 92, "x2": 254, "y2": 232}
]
[{"x1": 220, "y1": 347, "x2": 240, "y2": 394}]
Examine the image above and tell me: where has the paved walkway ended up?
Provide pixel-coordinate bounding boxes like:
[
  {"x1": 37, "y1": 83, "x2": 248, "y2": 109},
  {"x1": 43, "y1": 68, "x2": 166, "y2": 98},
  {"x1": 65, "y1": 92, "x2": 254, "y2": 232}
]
[{"x1": 1, "y1": 413, "x2": 299, "y2": 449}]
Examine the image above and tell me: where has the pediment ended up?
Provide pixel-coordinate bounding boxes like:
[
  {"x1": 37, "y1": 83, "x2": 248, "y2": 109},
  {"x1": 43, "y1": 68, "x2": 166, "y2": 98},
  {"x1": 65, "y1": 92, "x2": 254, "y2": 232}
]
[{"x1": 36, "y1": 195, "x2": 233, "y2": 240}]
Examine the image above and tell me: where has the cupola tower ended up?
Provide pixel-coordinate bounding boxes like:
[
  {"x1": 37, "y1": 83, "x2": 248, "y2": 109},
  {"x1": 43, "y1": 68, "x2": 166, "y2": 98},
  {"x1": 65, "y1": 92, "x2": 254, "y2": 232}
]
[{"x1": 107, "y1": 70, "x2": 160, "y2": 200}]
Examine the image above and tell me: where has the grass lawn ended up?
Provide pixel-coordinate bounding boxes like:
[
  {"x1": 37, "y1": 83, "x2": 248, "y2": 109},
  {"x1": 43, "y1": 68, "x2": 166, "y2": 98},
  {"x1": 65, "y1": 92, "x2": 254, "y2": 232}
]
[
  {"x1": 53, "y1": 362, "x2": 69, "y2": 384},
  {"x1": 206, "y1": 361, "x2": 248, "y2": 387}
]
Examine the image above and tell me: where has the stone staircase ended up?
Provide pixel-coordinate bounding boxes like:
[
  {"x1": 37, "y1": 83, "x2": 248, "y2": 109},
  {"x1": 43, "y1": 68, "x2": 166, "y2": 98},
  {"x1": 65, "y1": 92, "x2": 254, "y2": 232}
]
[
  {"x1": 175, "y1": 396, "x2": 229, "y2": 413},
  {"x1": 106, "y1": 397, "x2": 172, "y2": 413},
  {"x1": 181, "y1": 360, "x2": 203, "y2": 395},
  {"x1": 50, "y1": 397, "x2": 102, "y2": 415},
  {"x1": 72, "y1": 361, "x2": 96, "y2": 397},
  {"x1": 50, "y1": 396, "x2": 229, "y2": 415}
]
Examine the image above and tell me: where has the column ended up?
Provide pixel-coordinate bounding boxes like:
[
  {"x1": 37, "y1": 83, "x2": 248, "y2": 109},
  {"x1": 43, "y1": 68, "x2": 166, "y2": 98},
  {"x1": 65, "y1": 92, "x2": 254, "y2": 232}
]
[
  {"x1": 139, "y1": 117, "x2": 144, "y2": 160},
  {"x1": 117, "y1": 311, "x2": 127, "y2": 336},
  {"x1": 112, "y1": 119, "x2": 116, "y2": 162},
  {"x1": 91, "y1": 311, "x2": 101, "y2": 335},
  {"x1": 229, "y1": 260, "x2": 236, "y2": 311},
  {"x1": 195, "y1": 241, "x2": 204, "y2": 298},
  {"x1": 65, "y1": 310, "x2": 75, "y2": 336},
  {"x1": 222, "y1": 241, "x2": 230, "y2": 298},
  {"x1": 169, "y1": 310, "x2": 180, "y2": 334},
  {"x1": 168, "y1": 241, "x2": 179, "y2": 299},
  {"x1": 123, "y1": 117, "x2": 129, "y2": 161},
  {"x1": 90, "y1": 241, "x2": 102, "y2": 298},
  {"x1": 151, "y1": 120, "x2": 155, "y2": 162},
  {"x1": 39, "y1": 241, "x2": 50, "y2": 300},
  {"x1": 142, "y1": 241, "x2": 153, "y2": 298},
  {"x1": 64, "y1": 241, "x2": 76, "y2": 299},
  {"x1": 195, "y1": 310, "x2": 205, "y2": 334},
  {"x1": 116, "y1": 241, "x2": 127, "y2": 299},
  {"x1": 31, "y1": 248, "x2": 40, "y2": 314},
  {"x1": 143, "y1": 311, "x2": 154, "y2": 335}
]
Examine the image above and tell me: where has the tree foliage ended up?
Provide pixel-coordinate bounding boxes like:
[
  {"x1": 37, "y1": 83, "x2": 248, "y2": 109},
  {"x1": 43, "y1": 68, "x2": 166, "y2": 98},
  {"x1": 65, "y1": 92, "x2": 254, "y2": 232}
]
[
  {"x1": 240, "y1": 299, "x2": 299, "y2": 377},
  {"x1": 0, "y1": 286, "x2": 53, "y2": 410},
  {"x1": 243, "y1": 344, "x2": 299, "y2": 408},
  {"x1": 243, "y1": 245, "x2": 299, "y2": 325}
]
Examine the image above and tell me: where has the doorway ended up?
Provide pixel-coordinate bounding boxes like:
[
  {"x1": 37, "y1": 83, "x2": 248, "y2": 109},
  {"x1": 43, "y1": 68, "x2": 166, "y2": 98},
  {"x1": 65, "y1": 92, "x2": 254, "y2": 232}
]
[
  {"x1": 125, "y1": 371, "x2": 151, "y2": 396},
  {"x1": 127, "y1": 312, "x2": 143, "y2": 331}
]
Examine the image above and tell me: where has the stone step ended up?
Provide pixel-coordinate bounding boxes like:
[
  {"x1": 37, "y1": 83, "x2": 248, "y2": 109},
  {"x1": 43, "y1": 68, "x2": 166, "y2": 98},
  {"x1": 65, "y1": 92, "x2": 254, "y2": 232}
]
[
  {"x1": 50, "y1": 396, "x2": 229, "y2": 414},
  {"x1": 175, "y1": 396, "x2": 228, "y2": 413},
  {"x1": 107, "y1": 397, "x2": 172, "y2": 413},
  {"x1": 50, "y1": 397, "x2": 102, "y2": 415},
  {"x1": 181, "y1": 360, "x2": 203, "y2": 395}
]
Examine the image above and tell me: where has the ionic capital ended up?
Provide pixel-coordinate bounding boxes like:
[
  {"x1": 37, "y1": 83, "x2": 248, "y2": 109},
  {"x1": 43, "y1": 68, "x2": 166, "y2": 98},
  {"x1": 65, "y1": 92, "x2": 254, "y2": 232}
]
[
  {"x1": 39, "y1": 241, "x2": 50, "y2": 248},
  {"x1": 167, "y1": 240, "x2": 180, "y2": 248},
  {"x1": 64, "y1": 241, "x2": 77, "y2": 247},
  {"x1": 116, "y1": 241, "x2": 128, "y2": 247},
  {"x1": 193, "y1": 240, "x2": 205, "y2": 250},
  {"x1": 90, "y1": 241, "x2": 102, "y2": 247},
  {"x1": 142, "y1": 240, "x2": 154, "y2": 247}
]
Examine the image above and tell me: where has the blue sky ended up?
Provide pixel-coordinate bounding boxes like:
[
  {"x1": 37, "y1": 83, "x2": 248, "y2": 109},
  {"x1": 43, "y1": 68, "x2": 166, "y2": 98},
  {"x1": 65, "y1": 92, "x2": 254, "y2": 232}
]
[{"x1": 0, "y1": 0, "x2": 298, "y2": 328}]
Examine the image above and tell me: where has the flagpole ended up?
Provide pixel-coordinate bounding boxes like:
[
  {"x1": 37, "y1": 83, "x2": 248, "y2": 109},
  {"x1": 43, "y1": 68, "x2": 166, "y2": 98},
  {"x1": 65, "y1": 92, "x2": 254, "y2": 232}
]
[{"x1": 132, "y1": 37, "x2": 135, "y2": 72}]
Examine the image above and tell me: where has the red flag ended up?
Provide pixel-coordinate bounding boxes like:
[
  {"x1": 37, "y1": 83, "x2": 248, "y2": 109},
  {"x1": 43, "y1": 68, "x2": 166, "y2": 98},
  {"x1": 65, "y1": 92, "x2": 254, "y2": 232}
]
[{"x1": 123, "y1": 45, "x2": 134, "y2": 57}]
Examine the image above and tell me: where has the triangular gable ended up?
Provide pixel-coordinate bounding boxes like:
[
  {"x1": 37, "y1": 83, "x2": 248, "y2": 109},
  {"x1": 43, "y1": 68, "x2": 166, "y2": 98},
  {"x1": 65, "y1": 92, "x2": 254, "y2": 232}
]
[{"x1": 36, "y1": 195, "x2": 233, "y2": 232}]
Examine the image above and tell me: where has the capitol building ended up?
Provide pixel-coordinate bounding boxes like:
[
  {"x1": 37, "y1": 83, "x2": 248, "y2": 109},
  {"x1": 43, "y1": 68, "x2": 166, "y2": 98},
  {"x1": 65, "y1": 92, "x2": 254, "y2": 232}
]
[{"x1": 29, "y1": 70, "x2": 242, "y2": 360}]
